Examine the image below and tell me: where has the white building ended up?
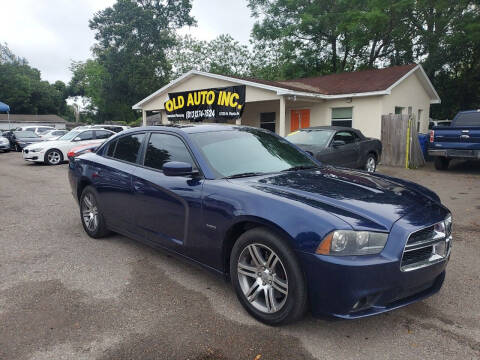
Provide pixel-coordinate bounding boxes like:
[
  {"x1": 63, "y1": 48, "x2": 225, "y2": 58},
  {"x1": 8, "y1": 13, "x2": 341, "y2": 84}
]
[{"x1": 133, "y1": 64, "x2": 440, "y2": 139}]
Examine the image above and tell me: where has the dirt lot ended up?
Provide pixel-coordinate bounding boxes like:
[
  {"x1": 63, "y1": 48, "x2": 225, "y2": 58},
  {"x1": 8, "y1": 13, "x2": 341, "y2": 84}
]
[{"x1": 1, "y1": 152, "x2": 479, "y2": 360}]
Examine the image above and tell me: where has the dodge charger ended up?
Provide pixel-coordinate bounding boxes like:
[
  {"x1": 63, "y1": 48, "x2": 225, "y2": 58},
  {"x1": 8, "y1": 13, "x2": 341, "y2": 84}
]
[{"x1": 68, "y1": 124, "x2": 452, "y2": 325}]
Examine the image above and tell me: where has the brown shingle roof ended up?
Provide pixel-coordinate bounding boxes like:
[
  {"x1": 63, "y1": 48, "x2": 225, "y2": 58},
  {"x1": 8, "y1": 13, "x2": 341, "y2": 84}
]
[
  {"x1": 0, "y1": 114, "x2": 66, "y2": 123},
  {"x1": 230, "y1": 64, "x2": 418, "y2": 95}
]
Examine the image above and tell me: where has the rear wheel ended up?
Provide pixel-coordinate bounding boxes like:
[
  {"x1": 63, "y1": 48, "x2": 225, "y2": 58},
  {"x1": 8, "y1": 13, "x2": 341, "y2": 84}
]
[
  {"x1": 45, "y1": 149, "x2": 63, "y2": 165},
  {"x1": 230, "y1": 227, "x2": 307, "y2": 325},
  {"x1": 434, "y1": 157, "x2": 450, "y2": 170},
  {"x1": 80, "y1": 186, "x2": 109, "y2": 238}
]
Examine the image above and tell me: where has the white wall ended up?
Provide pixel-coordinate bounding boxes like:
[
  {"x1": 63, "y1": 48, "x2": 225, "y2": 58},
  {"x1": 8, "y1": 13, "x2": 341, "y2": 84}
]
[
  {"x1": 282, "y1": 96, "x2": 383, "y2": 138},
  {"x1": 381, "y1": 72, "x2": 432, "y2": 133}
]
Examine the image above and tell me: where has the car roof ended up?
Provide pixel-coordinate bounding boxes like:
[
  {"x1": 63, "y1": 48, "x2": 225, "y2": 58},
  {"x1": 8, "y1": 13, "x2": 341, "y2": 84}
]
[
  {"x1": 296, "y1": 126, "x2": 360, "y2": 132},
  {"x1": 120, "y1": 123, "x2": 255, "y2": 135}
]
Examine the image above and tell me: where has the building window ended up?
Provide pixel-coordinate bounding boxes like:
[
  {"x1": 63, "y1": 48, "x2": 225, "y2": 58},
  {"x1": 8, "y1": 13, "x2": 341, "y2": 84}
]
[
  {"x1": 260, "y1": 112, "x2": 276, "y2": 132},
  {"x1": 331, "y1": 107, "x2": 352, "y2": 127},
  {"x1": 394, "y1": 106, "x2": 405, "y2": 115}
]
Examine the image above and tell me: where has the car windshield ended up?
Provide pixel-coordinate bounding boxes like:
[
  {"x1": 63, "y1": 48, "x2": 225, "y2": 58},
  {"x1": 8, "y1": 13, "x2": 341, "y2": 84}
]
[
  {"x1": 286, "y1": 129, "x2": 334, "y2": 147},
  {"x1": 191, "y1": 128, "x2": 318, "y2": 178},
  {"x1": 14, "y1": 131, "x2": 39, "y2": 138},
  {"x1": 58, "y1": 130, "x2": 81, "y2": 141}
]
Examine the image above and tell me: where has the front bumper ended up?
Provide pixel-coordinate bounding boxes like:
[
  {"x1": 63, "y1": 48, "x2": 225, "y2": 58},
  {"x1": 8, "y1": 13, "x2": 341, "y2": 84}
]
[
  {"x1": 299, "y1": 205, "x2": 450, "y2": 319},
  {"x1": 428, "y1": 148, "x2": 480, "y2": 159},
  {"x1": 0, "y1": 143, "x2": 10, "y2": 150},
  {"x1": 22, "y1": 148, "x2": 46, "y2": 162}
]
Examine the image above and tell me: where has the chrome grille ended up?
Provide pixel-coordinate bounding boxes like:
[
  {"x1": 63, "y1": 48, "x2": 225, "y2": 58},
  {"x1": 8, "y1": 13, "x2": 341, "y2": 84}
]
[{"x1": 401, "y1": 219, "x2": 452, "y2": 272}]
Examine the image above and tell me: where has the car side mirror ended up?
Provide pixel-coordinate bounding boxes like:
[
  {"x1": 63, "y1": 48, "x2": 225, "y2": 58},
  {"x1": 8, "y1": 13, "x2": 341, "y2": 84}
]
[
  {"x1": 332, "y1": 140, "x2": 346, "y2": 147},
  {"x1": 162, "y1": 161, "x2": 197, "y2": 176}
]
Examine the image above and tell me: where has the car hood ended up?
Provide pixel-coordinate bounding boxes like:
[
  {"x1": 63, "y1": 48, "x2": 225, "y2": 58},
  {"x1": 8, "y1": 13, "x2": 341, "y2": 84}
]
[{"x1": 231, "y1": 166, "x2": 440, "y2": 231}]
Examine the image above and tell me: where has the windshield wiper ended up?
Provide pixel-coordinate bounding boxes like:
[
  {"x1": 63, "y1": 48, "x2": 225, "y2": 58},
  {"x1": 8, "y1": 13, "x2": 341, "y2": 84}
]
[
  {"x1": 224, "y1": 172, "x2": 265, "y2": 179},
  {"x1": 281, "y1": 165, "x2": 318, "y2": 172}
]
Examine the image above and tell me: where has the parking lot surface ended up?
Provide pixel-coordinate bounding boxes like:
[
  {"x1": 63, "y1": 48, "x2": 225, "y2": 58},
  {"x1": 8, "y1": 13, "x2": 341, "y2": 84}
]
[{"x1": 1, "y1": 152, "x2": 479, "y2": 360}]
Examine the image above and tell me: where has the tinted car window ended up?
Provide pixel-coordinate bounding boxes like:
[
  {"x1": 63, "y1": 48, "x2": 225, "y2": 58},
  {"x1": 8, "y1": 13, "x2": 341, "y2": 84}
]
[
  {"x1": 95, "y1": 130, "x2": 113, "y2": 139},
  {"x1": 113, "y1": 133, "x2": 144, "y2": 163},
  {"x1": 333, "y1": 131, "x2": 356, "y2": 144},
  {"x1": 191, "y1": 128, "x2": 317, "y2": 178},
  {"x1": 144, "y1": 133, "x2": 195, "y2": 171},
  {"x1": 454, "y1": 112, "x2": 480, "y2": 126},
  {"x1": 75, "y1": 130, "x2": 94, "y2": 141},
  {"x1": 38, "y1": 127, "x2": 52, "y2": 134},
  {"x1": 106, "y1": 140, "x2": 116, "y2": 157},
  {"x1": 26, "y1": 127, "x2": 36, "y2": 132}
]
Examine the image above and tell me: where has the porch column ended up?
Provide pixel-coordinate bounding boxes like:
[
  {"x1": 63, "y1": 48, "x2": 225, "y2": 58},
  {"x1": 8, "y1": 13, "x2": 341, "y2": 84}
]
[
  {"x1": 279, "y1": 96, "x2": 286, "y2": 137},
  {"x1": 142, "y1": 109, "x2": 147, "y2": 126}
]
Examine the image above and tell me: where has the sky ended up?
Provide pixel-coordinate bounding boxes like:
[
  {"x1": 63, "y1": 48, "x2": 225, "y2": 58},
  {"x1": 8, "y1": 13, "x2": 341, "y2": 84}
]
[{"x1": 0, "y1": 0, "x2": 255, "y2": 84}]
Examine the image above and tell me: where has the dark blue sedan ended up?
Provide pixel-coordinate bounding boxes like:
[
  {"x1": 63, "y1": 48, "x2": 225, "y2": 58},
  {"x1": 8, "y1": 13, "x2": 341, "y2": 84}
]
[{"x1": 68, "y1": 124, "x2": 452, "y2": 325}]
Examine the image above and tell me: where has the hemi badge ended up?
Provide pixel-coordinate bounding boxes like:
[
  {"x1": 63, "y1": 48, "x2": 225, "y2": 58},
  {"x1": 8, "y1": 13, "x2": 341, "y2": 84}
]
[{"x1": 206, "y1": 224, "x2": 216, "y2": 230}]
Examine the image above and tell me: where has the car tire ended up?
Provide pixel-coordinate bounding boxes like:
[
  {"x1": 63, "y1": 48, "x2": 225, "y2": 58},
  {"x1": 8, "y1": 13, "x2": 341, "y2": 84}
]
[
  {"x1": 14, "y1": 144, "x2": 21, "y2": 152},
  {"x1": 230, "y1": 227, "x2": 307, "y2": 325},
  {"x1": 80, "y1": 186, "x2": 109, "y2": 239},
  {"x1": 434, "y1": 157, "x2": 449, "y2": 170},
  {"x1": 44, "y1": 149, "x2": 63, "y2": 165},
  {"x1": 364, "y1": 153, "x2": 377, "y2": 173}
]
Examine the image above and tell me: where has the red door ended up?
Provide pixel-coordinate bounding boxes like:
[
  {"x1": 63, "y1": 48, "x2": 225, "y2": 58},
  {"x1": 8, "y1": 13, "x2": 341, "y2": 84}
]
[{"x1": 290, "y1": 109, "x2": 310, "y2": 133}]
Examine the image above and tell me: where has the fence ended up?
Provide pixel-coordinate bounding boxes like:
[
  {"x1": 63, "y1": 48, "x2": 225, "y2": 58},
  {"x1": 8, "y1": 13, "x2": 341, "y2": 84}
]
[{"x1": 381, "y1": 114, "x2": 425, "y2": 168}]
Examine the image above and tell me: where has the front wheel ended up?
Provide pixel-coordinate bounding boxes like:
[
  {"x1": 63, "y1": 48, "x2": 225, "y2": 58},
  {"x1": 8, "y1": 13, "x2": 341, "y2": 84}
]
[
  {"x1": 44, "y1": 149, "x2": 63, "y2": 165},
  {"x1": 364, "y1": 153, "x2": 377, "y2": 173},
  {"x1": 230, "y1": 227, "x2": 307, "y2": 325}
]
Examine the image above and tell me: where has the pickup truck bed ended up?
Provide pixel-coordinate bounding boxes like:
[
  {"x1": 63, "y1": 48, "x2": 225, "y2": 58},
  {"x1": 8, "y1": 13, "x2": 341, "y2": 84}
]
[{"x1": 428, "y1": 110, "x2": 480, "y2": 170}]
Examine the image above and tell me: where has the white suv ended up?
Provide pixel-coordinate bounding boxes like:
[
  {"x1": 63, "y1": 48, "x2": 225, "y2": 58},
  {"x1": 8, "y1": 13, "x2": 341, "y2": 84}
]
[{"x1": 16, "y1": 126, "x2": 56, "y2": 136}]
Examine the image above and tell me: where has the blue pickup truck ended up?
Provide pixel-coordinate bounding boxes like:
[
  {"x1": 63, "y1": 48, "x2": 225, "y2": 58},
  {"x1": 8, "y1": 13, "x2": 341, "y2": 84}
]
[{"x1": 428, "y1": 110, "x2": 480, "y2": 170}]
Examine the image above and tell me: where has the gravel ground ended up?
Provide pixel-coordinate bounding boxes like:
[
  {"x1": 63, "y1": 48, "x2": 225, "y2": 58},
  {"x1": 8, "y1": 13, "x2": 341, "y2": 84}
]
[{"x1": 0, "y1": 152, "x2": 479, "y2": 360}]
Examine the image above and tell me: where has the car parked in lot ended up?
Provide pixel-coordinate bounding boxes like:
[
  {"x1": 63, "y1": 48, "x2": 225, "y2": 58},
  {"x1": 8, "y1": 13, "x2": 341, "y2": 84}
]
[
  {"x1": 68, "y1": 124, "x2": 451, "y2": 325},
  {"x1": 40, "y1": 129, "x2": 69, "y2": 140},
  {"x1": 11, "y1": 131, "x2": 45, "y2": 151},
  {"x1": 286, "y1": 126, "x2": 382, "y2": 172},
  {"x1": 0, "y1": 134, "x2": 10, "y2": 152},
  {"x1": 67, "y1": 143, "x2": 100, "y2": 161},
  {"x1": 428, "y1": 120, "x2": 451, "y2": 130},
  {"x1": 15, "y1": 125, "x2": 56, "y2": 136},
  {"x1": 23, "y1": 128, "x2": 114, "y2": 165},
  {"x1": 72, "y1": 124, "x2": 130, "y2": 133},
  {"x1": 428, "y1": 110, "x2": 480, "y2": 170}
]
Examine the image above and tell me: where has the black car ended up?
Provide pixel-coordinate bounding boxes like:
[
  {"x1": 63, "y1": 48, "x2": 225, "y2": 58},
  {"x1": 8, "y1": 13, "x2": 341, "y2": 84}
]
[
  {"x1": 11, "y1": 131, "x2": 45, "y2": 151},
  {"x1": 286, "y1": 126, "x2": 382, "y2": 172}
]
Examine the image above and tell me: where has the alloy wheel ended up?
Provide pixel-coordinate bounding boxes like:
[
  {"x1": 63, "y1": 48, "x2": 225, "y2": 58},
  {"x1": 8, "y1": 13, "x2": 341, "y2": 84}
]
[
  {"x1": 82, "y1": 193, "x2": 99, "y2": 232},
  {"x1": 48, "y1": 151, "x2": 61, "y2": 165},
  {"x1": 366, "y1": 157, "x2": 376, "y2": 173},
  {"x1": 237, "y1": 243, "x2": 288, "y2": 314}
]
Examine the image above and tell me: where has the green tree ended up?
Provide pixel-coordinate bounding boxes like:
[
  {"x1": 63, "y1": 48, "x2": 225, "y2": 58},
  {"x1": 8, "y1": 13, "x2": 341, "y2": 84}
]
[
  {"x1": 75, "y1": 0, "x2": 195, "y2": 123},
  {"x1": 0, "y1": 43, "x2": 69, "y2": 116},
  {"x1": 167, "y1": 34, "x2": 251, "y2": 78}
]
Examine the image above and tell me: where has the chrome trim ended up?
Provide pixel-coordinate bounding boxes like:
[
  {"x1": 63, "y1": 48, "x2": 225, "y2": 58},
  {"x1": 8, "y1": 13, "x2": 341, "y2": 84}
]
[{"x1": 400, "y1": 218, "x2": 452, "y2": 272}]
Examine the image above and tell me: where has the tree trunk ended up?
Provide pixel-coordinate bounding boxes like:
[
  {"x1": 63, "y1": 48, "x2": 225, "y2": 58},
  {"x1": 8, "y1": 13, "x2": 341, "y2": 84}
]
[{"x1": 331, "y1": 37, "x2": 337, "y2": 72}]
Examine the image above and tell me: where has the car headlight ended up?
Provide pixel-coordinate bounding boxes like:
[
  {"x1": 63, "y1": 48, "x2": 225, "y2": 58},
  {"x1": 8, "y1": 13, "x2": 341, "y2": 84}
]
[
  {"x1": 29, "y1": 148, "x2": 43, "y2": 152},
  {"x1": 316, "y1": 230, "x2": 388, "y2": 256},
  {"x1": 445, "y1": 214, "x2": 452, "y2": 236}
]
